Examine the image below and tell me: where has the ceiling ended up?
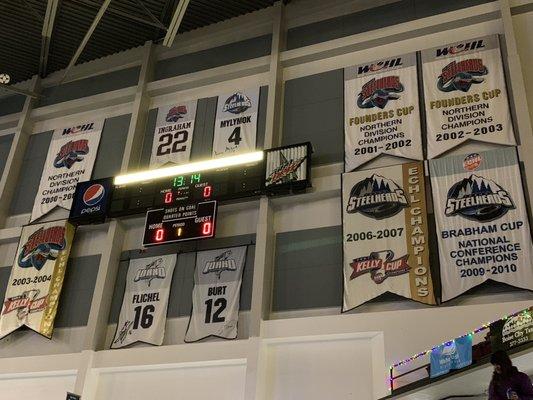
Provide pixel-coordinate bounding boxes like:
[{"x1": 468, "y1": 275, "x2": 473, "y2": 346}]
[{"x1": 0, "y1": 0, "x2": 277, "y2": 85}]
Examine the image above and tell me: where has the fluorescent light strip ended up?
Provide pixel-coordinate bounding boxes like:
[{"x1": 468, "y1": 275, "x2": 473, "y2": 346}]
[{"x1": 114, "y1": 151, "x2": 264, "y2": 185}]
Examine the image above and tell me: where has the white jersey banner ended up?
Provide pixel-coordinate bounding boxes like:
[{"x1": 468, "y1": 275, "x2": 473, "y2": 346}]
[
  {"x1": 0, "y1": 220, "x2": 75, "y2": 339},
  {"x1": 422, "y1": 35, "x2": 515, "y2": 158},
  {"x1": 429, "y1": 148, "x2": 533, "y2": 301},
  {"x1": 212, "y1": 88, "x2": 259, "y2": 158},
  {"x1": 345, "y1": 53, "x2": 423, "y2": 171},
  {"x1": 185, "y1": 246, "x2": 247, "y2": 342},
  {"x1": 149, "y1": 100, "x2": 198, "y2": 168},
  {"x1": 31, "y1": 120, "x2": 103, "y2": 222},
  {"x1": 112, "y1": 255, "x2": 176, "y2": 348},
  {"x1": 342, "y1": 162, "x2": 436, "y2": 310}
]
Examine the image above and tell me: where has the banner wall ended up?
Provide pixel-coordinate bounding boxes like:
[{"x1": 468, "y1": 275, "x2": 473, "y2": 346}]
[
  {"x1": 345, "y1": 53, "x2": 423, "y2": 171},
  {"x1": 31, "y1": 120, "x2": 103, "y2": 222},
  {"x1": 0, "y1": 220, "x2": 75, "y2": 339},
  {"x1": 429, "y1": 148, "x2": 533, "y2": 301},
  {"x1": 185, "y1": 246, "x2": 247, "y2": 342},
  {"x1": 342, "y1": 162, "x2": 436, "y2": 311}
]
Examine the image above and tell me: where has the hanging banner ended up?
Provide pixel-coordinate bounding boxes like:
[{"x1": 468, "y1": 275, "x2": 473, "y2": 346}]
[
  {"x1": 342, "y1": 161, "x2": 436, "y2": 311},
  {"x1": 149, "y1": 100, "x2": 198, "y2": 168},
  {"x1": 185, "y1": 246, "x2": 247, "y2": 342},
  {"x1": 31, "y1": 120, "x2": 103, "y2": 222},
  {"x1": 429, "y1": 148, "x2": 533, "y2": 301},
  {"x1": 490, "y1": 307, "x2": 533, "y2": 351},
  {"x1": 430, "y1": 335, "x2": 473, "y2": 378},
  {"x1": 422, "y1": 35, "x2": 515, "y2": 158},
  {"x1": 344, "y1": 53, "x2": 423, "y2": 171},
  {"x1": 111, "y1": 254, "x2": 176, "y2": 348},
  {"x1": 212, "y1": 88, "x2": 259, "y2": 158},
  {"x1": 0, "y1": 220, "x2": 75, "y2": 339}
]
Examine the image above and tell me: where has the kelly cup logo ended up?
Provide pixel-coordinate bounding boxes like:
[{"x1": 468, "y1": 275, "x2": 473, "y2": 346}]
[
  {"x1": 223, "y1": 92, "x2": 252, "y2": 114},
  {"x1": 437, "y1": 58, "x2": 488, "y2": 93},
  {"x1": 53, "y1": 139, "x2": 89, "y2": 169},
  {"x1": 2, "y1": 289, "x2": 47, "y2": 320},
  {"x1": 202, "y1": 250, "x2": 237, "y2": 279},
  {"x1": 346, "y1": 174, "x2": 408, "y2": 219},
  {"x1": 133, "y1": 257, "x2": 166, "y2": 287},
  {"x1": 357, "y1": 75, "x2": 404, "y2": 109},
  {"x1": 349, "y1": 250, "x2": 410, "y2": 284},
  {"x1": 17, "y1": 226, "x2": 66, "y2": 270},
  {"x1": 445, "y1": 174, "x2": 515, "y2": 222}
]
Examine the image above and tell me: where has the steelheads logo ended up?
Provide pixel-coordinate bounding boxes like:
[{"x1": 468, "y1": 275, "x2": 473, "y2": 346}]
[
  {"x1": 166, "y1": 105, "x2": 187, "y2": 122},
  {"x1": 133, "y1": 257, "x2": 166, "y2": 287},
  {"x1": 222, "y1": 92, "x2": 252, "y2": 114},
  {"x1": 349, "y1": 250, "x2": 410, "y2": 284},
  {"x1": 357, "y1": 76, "x2": 403, "y2": 109},
  {"x1": 346, "y1": 174, "x2": 408, "y2": 219},
  {"x1": 18, "y1": 226, "x2": 66, "y2": 270},
  {"x1": 53, "y1": 139, "x2": 89, "y2": 169},
  {"x1": 437, "y1": 59, "x2": 488, "y2": 93},
  {"x1": 445, "y1": 174, "x2": 514, "y2": 222},
  {"x1": 203, "y1": 250, "x2": 237, "y2": 279}
]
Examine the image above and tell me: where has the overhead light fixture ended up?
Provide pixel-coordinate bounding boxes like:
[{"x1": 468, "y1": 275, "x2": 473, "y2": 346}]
[
  {"x1": 114, "y1": 151, "x2": 264, "y2": 186},
  {"x1": 0, "y1": 73, "x2": 11, "y2": 84}
]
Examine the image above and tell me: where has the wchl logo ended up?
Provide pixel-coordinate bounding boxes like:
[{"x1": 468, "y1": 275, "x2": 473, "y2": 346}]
[
  {"x1": 223, "y1": 92, "x2": 252, "y2": 114},
  {"x1": 357, "y1": 76, "x2": 403, "y2": 109}
]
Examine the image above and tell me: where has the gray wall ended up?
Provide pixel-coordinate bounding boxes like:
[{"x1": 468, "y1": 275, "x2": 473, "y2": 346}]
[
  {"x1": 0, "y1": 255, "x2": 100, "y2": 328},
  {"x1": 282, "y1": 70, "x2": 343, "y2": 165},
  {"x1": 0, "y1": 94, "x2": 25, "y2": 117},
  {"x1": 287, "y1": 0, "x2": 493, "y2": 49},
  {"x1": 155, "y1": 35, "x2": 272, "y2": 81},
  {"x1": 0, "y1": 134, "x2": 14, "y2": 178},
  {"x1": 92, "y1": 113, "x2": 131, "y2": 179},
  {"x1": 109, "y1": 234, "x2": 255, "y2": 323}
]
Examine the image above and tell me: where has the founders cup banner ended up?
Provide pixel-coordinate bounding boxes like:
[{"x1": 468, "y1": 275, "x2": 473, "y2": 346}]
[
  {"x1": 31, "y1": 120, "x2": 103, "y2": 222},
  {"x1": 150, "y1": 100, "x2": 198, "y2": 168},
  {"x1": 0, "y1": 220, "x2": 75, "y2": 339},
  {"x1": 422, "y1": 35, "x2": 515, "y2": 158},
  {"x1": 429, "y1": 148, "x2": 533, "y2": 301},
  {"x1": 345, "y1": 53, "x2": 423, "y2": 171},
  {"x1": 342, "y1": 162, "x2": 436, "y2": 311},
  {"x1": 185, "y1": 246, "x2": 247, "y2": 342},
  {"x1": 112, "y1": 255, "x2": 176, "y2": 348}
]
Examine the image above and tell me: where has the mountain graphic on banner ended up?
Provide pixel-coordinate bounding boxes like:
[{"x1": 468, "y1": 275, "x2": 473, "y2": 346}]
[
  {"x1": 449, "y1": 174, "x2": 501, "y2": 199},
  {"x1": 356, "y1": 174, "x2": 399, "y2": 196}
]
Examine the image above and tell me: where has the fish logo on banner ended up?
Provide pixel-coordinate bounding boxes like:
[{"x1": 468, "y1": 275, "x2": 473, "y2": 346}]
[
  {"x1": 429, "y1": 148, "x2": 533, "y2": 301},
  {"x1": 185, "y1": 246, "x2": 247, "y2": 342},
  {"x1": 150, "y1": 100, "x2": 197, "y2": 168},
  {"x1": 344, "y1": 53, "x2": 423, "y2": 171},
  {"x1": 421, "y1": 35, "x2": 515, "y2": 158},
  {"x1": 0, "y1": 221, "x2": 75, "y2": 339},
  {"x1": 212, "y1": 88, "x2": 259, "y2": 158},
  {"x1": 342, "y1": 162, "x2": 436, "y2": 311},
  {"x1": 31, "y1": 120, "x2": 103, "y2": 222},
  {"x1": 111, "y1": 255, "x2": 176, "y2": 348}
]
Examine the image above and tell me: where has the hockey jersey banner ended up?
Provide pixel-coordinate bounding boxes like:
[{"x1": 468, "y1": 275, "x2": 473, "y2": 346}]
[
  {"x1": 212, "y1": 88, "x2": 259, "y2": 158},
  {"x1": 112, "y1": 254, "x2": 176, "y2": 348},
  {"x1": 0, "y1": 220, "x2": 75, "y2": 339},
  {"x1": 345, "y1": 53, "x2": 423, "y2": 171},
  {"x1": 422, "y1": 35, "x2": 515, "y2": 158},
  {"x1": 185, "y1": 246, "x2": 247, "y2": 342},
  {"x1": 31, "y1": 120, "x2": 103, "y2": 222},
  {"x1": 342, "y1": 162, "x2": 436, "y2": 311},
  {"x1": 429, "y1": 148, "x2": 533, "y2": 301},
  {"x1": 149, "y1": 100, "x2": 198, "y2": 168}
]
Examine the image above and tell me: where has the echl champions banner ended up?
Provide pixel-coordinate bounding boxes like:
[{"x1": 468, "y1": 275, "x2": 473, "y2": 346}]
[
  {"x1": 422, "y1": 35, "x2": 515, "y2": 158},
  {"x1": 112, "y1": 255, "x2": 176, "y2": 348},
  {"x1": 429, "y1": 148, "x2": 533, "y2": 301},
  {"x1": 0, "y1": 220, "x2": 75, "y2": 339},
  {"x1": 185, "y1": 246, "x2": 247, "y2": 342},
  {"x1": 31, "y1": 120, "x2": 103, "y2": 222},
  {"x1": 342, "y1": 162, "x2": 436, "y2": 311},
  {"x1": 212, "y1": 88, "x2": 259, "y2": 158},
  {"x1": 149, "y1": 100, "x2": 197, "y2": 168},
  {"x1": 344, "y1": 53, "x2": 423, "y2": 171}
]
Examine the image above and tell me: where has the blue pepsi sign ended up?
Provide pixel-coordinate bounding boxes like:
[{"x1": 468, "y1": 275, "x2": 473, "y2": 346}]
[{"x1": 69, "y1": 177, "x2": 113, "y2": 225}]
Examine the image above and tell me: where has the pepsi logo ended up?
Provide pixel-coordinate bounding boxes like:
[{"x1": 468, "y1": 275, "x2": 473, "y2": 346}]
[{"x1": 83, "y1": 184, "x2": 105, "y2": 206}]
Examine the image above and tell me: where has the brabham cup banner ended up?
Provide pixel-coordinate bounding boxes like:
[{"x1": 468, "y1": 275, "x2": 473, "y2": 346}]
[
  {"x1": 149, "y1": 100, "x2": 198, "y2": 168},
  {"x1": 429, "y1": 148, "x2": 533, "y2": 301},
  {"x1": 345, "y1": 53, "x2": 423, "y2": 171},
  {"x1": 31, "y1": 120, "x2": 103, "y2": 222},
  {"x1": 342, "y1": 162, "x2": 436, "y2": 311},
  {"x1": 0, "y1": 220, "x2": 75, "y2": 339},
  {"x1": 112, "y1": 255, "x2": 176, "y2": 348},
  {"x1": 422, "y1": 35, "x2": 515, "y2": 158},
  {"x1": 212, "y1": 88, "x2": 259, "y2": 158},
  {"x1": 185, "y1": 246, "x2": 247, "y2": 342}
]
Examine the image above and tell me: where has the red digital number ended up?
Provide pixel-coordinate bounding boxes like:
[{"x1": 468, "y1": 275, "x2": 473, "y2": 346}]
[
  {"x1": 164, "y1": 192, "x2": 173, "y2": 204},
  {"x1": 155, "y1": 228, "x2": 165, "y2": 242},
  {"x1": 203, "y1": 185, "x2": 212, "y2": 198},
  {"x1": 202, "y1": 222, "x2": 212, "y2": 235}
]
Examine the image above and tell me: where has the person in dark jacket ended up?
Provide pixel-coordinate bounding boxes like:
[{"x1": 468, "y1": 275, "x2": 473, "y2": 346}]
[{"x1": 489, "y1": 350, "x2": 533, "y2": 400}]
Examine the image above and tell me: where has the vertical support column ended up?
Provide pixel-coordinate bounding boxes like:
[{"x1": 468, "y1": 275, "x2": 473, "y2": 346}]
[
  {"x1": 0, "y1": 76, "x2": 40, "y2": 227},
  {"x1": 121, "y1": 40, "x2": 155, "y2": 172}
]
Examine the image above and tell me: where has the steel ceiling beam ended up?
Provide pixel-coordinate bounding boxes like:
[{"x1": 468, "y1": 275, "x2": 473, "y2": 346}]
[
  {"x1": 39, "y1": 0, "x2": 60, "y2": 77},
  {"x1": 60, "y1": 0, "x2": 112, "y2": 84},
  {"x1": 20, "y1": 0, "x2": 44, "y2": 23},
  {"x1": 0, "y1": 83, "x2": 41, "y2": 99},
  {"x1": 162, "y1": 0, "x2": 190, "y2": 47},
  {"x1": 134, "y1": 0, "x2": 167, "y2": 30}
]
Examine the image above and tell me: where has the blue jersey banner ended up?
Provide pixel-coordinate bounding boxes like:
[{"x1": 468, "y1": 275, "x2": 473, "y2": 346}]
[{"x1": 430, "y1": 335, "x2": 472, "y2": 378}]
